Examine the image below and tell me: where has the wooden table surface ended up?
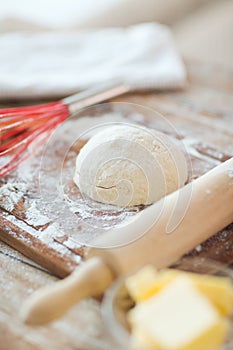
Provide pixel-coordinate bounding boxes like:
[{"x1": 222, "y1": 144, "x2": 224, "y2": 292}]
[{"x1": 0, "y1": 62, "x2": 233, "y2": 350}]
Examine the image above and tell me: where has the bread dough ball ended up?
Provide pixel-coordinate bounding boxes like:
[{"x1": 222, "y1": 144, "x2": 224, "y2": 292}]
[{"x1": 74, "y1": 125, "x2": 188, "y2": 207}]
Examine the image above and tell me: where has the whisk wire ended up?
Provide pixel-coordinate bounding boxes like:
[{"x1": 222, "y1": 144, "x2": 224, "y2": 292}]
[
  {"x1": 0, "y1": 82, "x2": 128, "y2": 177},
  {"x1": 0, "y1": 102, "x2": 62, "y2": 118},
  {"x1": 0, "y1": 101, "x2": 69, "y2": 177}
]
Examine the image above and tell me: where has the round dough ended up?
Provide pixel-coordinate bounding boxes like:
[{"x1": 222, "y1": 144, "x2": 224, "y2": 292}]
[{"x1": 74, "y1": 124, "x2": 188, "y2": 207}]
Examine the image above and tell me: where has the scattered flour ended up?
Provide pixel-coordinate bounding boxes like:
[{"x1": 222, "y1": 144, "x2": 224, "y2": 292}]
[
  {"x1": 0, "y1": 182, "x2": 28, "y2": 211},
  {"x1": 2, "y1": 113, "x2": 231, "y2": 264},
  {"x1": 73, "y1": 255, "x2": 82, "y2": 263},
  {"x1": 63, "y1": 238, "x2": 84, "y2": 250},
  {"x1": 195, "y1": 244, "x2": 202, "y2": 253},
  {"x1": 183, "y1": 138, "x2": 220, "y2": 165},
  {"x1": 56, "y1": 113, "x2": 130, "y2": 143},
  {"x1": 1, "y1": 211, "x2": 73, "y2": 256},
  {"x1": 2, "y1": 212, "x2": 42, "y2": 238},
  {"x1": 38, "y1": 223, "x2": 76, "y2": 256},
  {"x1": 26, "y1": 201, "x2": 50, "y2": 227}
]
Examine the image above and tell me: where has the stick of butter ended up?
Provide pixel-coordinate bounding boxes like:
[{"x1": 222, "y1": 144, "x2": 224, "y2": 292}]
[
  {"x1": 125, "y1": 266, "x2": 233, "y2": 316},
  {"x1": 128, "y1": 276, "x2": 228, "y2": 350}
]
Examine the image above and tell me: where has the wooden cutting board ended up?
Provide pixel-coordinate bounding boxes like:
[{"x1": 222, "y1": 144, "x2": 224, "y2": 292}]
[{"x1": 0, "y1": 62, "x2": 233, "y2": 278}]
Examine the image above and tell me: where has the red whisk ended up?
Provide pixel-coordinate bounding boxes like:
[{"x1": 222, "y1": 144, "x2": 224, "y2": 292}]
[{"x1": 0, "y1": 83, "x2": 129, "y2": 177}]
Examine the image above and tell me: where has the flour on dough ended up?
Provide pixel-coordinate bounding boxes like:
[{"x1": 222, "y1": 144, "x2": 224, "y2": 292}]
[{"x1": 74, "y1": 124, "x2": 188, "y2": 207}]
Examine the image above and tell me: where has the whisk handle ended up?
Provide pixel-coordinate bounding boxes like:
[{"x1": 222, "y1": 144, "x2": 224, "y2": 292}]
[{"x1": 62, "y1": 81, "x2": 130, "y2": 114}]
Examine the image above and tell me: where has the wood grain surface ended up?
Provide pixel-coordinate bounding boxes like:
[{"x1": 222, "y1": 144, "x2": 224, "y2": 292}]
[
  {"x1": 0, "y1": 62, "x2": 233, "y2": 349},
  {"x1": 0, "y1": 62, "x2": 232, "y2": 277}
]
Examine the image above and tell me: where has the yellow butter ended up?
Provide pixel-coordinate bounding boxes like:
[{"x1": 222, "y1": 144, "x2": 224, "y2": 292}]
[
  {"x1": 125, "y1": 265, "x2": 159, "y2": 302},
  {"x1": 125, "y1": 266, "x2": 233, "y2": 316},
  {"x1": 189, "y1": 273, "x2": 233, "y2": 316},
  {"x1": 128, "y1": 276, "x2": 229, "y2": 350},
  {"x1": 130, "y1": 320, "x2": 228, "y2": 350},
  {"x1": 130, "y1": 328, "x2": 155, "y2": 350}
]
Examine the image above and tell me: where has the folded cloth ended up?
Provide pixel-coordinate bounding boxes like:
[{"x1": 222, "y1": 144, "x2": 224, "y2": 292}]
[{"x1": 0, "y1": 23, "x2": 186, "y2": 99}]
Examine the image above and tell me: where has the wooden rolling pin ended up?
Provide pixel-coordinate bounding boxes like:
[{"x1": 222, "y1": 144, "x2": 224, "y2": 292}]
[{"x1": 21, "y1": 157, "x2": 233, "y2": 325}]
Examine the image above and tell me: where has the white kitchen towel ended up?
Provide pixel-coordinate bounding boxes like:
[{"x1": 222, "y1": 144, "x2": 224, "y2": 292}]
[{"x1": 0, "y1": 23, "x2": 186, "y2": 99}]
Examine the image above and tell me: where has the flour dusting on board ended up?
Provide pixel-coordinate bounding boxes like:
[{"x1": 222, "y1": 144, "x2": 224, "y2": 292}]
[
  {"x1": 0, "y1": 112, "x2": 140, "y2": 255},
  {"x1": 26, "y1": 201, "x2": 50, "y2": 227},
  {"x1": 1, "y1": 108, "x2": 232, "y2": 263},
  {"x1": 0, "y1": 182, "x2": 28, "y2": 211}
]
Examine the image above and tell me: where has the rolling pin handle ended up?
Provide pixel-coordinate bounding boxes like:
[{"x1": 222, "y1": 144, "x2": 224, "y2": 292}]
[{"x1": 20, "y1": 257, "x2": 114, "y2": 326}]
